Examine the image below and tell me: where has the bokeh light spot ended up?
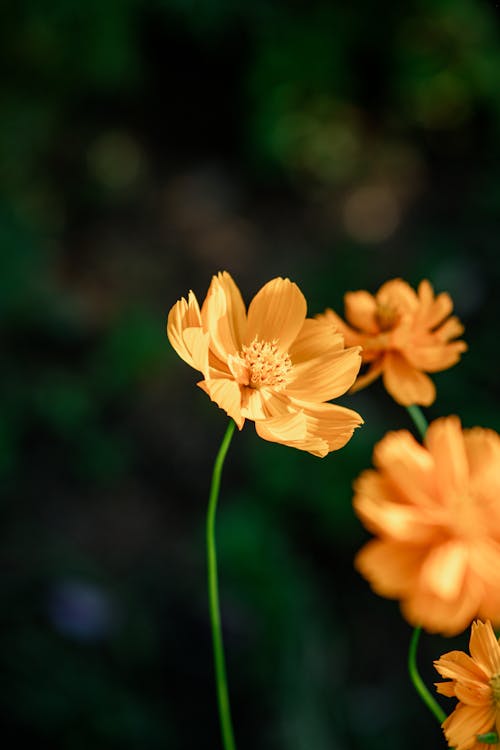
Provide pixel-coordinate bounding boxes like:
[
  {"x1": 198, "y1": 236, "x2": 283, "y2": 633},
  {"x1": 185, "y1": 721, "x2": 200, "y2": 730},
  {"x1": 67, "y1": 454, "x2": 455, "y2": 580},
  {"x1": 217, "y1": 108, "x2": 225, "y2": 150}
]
[{"x1": 342, "y1": 185, "x2": 400, "y2": 243}]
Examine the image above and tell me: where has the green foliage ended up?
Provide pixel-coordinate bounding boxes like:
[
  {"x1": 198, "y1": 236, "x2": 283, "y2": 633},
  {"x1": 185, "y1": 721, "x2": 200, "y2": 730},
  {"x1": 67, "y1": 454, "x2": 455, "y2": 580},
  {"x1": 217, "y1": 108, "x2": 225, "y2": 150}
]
[
  {"x1": 90, "y1": 310, "x2": 166, "y2": 396},
  {"x1": 1, "y1": 625, "x2": 171, "y2": 747},
  {"x1": 1, "y1": 0, "x2": 499, "y2": 747}
]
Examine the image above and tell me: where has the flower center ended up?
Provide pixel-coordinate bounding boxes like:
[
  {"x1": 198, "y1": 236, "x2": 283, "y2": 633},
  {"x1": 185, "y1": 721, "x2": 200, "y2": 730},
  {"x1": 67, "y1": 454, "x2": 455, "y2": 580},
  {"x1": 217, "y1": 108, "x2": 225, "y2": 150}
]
[
  {"x1": 490, "y1": 674, "x2": 500, "y2": 706},
  {"x1": 240, "y1": 337, "x2": 292, "y2": 390},
  {"x1": 376, "y1": 302, "x2": 400, "y2": 331}
]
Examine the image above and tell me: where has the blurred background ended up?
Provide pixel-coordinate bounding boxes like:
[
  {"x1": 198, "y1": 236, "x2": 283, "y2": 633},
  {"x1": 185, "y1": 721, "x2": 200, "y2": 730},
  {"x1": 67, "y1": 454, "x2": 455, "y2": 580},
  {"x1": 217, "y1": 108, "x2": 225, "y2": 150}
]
[{"x1": 1, "y1": 0, "x2": 500, "y2": 747}]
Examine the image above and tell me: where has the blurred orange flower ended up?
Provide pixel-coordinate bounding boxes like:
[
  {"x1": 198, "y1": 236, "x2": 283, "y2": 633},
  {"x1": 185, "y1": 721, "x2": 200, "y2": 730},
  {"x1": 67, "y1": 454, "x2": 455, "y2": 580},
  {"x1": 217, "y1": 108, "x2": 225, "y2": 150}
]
[
  {"x1": 317, "y1": 279, "x2": 467, "y2": 405},
  {"x1": 434, "y1": 620, "x2": 500, "y2": 750},
  {"x1": 354, "y1": 416, "x2": 500, "y2": 635},
  {"x1": 167, "y1": 272, "x2": 363, "y2": 456}
]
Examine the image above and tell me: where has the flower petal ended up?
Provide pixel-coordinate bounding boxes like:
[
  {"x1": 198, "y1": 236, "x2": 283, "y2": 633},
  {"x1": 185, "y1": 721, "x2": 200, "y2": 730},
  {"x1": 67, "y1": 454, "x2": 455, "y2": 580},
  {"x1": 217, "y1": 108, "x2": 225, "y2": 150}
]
[
  {"x1": 402, "y1": 583, "x2": 482, "y2": 636},
  {"x1": 454, "y1": 680, "x2": 492, "y2": 706},
  {"x1": 254, "y1": 410, "x2": 314, "y2": 449},
  {"x1": 240, "y1": 387, "x2": 269, "y2": 420},
  {"x1": 435, "y1": 315, "x2": 465, "y2": 342},
  {"x1": 246, "y1": 277, "x2": 306, "y2": 352},
  {"x1": 420, "y1": 541, "x2": 469, "y2": 600},
  {"x1": 478, "y1": 579, "x2": 500, "y2": 627},
  {"x1": 344, "y1": 290, "x2": 379, "y2": 333},
  {"x1": 382, "y1": 351, "x2": 436, "y2": 406},
  {"x1": 403, "y1": 341, "x2": 467, "y2": 373},
  {"x1": 286, "y1": 345, "x2": 362, "y2": 402},
  {"x1": 354, "y1": 539, "x2": 424, "y2": 598},
  {"x1": 167, "y1": 291, "x2": 203, "y2": 368},
  {"x1": 465, "y1": 429, "x2": 500, "y2": 524},
  {"x1": 258, "y1": 393, "x2": 362, "y2": 456},
  {"x1": 435, "y1": 680, "x2": 457, "y2": 697},
  {"x1": 415, "y1": 280, "x2": 454, "y2": 328},
  {"x1": 465, "y1": 428, "x2": 500, "y2": 479},
  {"x1": 315, "y1": 308, "x2": 367, "y2": 347},
  {"x1": 288, "y1": 317, "x2": 344, "y2": 363},
  {"x1": 350, "y1": 359, "x2": 385, "y2": 393},
  {"x1": 469, "y1": 539, "x2": 500, "y2": 591},
  {"x1": 434, "y1": 650, "x2": 490, "y2": 684},
  {"x1": 425, "y1": 416, "x2": 469, "y2": 498},
  {"x1": 198, "y1": 378, "x2": 244, "y2": 428},
  {"x1": 371, "y1": 429, "x2": 436, "y2": 502},
  {"x1": 353, "y1": 481, "x2": 439, "y2": 543},
  {"x1": 183, "y1": 327, "x2": 209, "y2": 374},
  {"x1": 285, "y1": 397, "x2": 364, "y2": 453},
  {"x1": 442, "y1": 702, "x2": 496, "y2": 750},
  {"x1": 255, "y1": 393, "x2": 328, "y2": 454},
  {"x1": 202, "y1": 272, "x2": 247, "y2": 361},
  {"x1": 469, "y1": 620, "x2": 500, "y2": 676},
  {"x1": 376, "y1": 278, "x2": 419, "y2": 314}
]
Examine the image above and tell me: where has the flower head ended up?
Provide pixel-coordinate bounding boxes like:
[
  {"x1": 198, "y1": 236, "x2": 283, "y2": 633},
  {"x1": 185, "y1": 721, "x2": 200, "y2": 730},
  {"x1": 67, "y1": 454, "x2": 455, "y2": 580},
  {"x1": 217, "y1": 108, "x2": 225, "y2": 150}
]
[
  {"x1": 434, "y1": 620, "x2": 500, "y2": 750},
  {"x1": 317, "y1": 279, "x2": 467, "y2": 405},
  {"x1": 353, "y1": 416, "x2": 500, "y2": 635},
  {"x1": 167, "y1": 272, "x2": 363, "y2": 456}
]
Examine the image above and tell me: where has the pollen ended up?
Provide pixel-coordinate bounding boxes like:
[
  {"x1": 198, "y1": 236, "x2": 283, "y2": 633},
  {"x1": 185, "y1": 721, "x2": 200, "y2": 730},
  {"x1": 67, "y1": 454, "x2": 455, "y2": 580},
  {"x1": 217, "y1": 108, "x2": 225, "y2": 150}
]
[
  {"x1": 241, "y1": 337, "x2": 292, "y2": 390},
  {"x1": 376, "y1": 302, "x2": 400, "y2": 331},
  {"x1": 490, "y1": 674, "x2": 500, "y2": 705}
]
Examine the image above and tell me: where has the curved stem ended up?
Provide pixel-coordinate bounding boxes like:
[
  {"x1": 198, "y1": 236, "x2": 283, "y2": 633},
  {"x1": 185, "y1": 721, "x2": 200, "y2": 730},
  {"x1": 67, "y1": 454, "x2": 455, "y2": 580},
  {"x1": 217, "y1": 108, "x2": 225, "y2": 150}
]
[
  {"x1": 405, "y1": 409, "x2": 453, "y2": 738},
  {"x1": 406, "y1": 404, "x2": 429, "y2": 440},
  {"x1": 206, "y1": 419, "x2": 237, "y2": 750},
  {"x1": 408, "y1": 626, "x2": 447, "y2": 725}
]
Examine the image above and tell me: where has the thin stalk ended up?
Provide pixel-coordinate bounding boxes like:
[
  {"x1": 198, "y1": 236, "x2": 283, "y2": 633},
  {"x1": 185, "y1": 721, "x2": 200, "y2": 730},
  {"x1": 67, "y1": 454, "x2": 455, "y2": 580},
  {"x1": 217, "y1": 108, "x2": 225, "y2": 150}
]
[
  {"x1": 405, "y1": 410, "x2": 446, "y2": 727},
  {"x1": 408, "y1": 626, "x2": 447, "y2": 725},
  {"x1": 406, "y1": 404, "x2": 429, "y2": 440},
  {"x1": 206, "y1": 419, "x2": 237, "y2": 750}
]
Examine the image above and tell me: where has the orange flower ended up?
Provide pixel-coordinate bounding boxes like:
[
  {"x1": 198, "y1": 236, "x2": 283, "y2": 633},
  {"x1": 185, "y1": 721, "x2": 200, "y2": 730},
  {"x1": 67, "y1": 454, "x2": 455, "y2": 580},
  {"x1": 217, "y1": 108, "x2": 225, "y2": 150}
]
[
  {"x1": 167, "y1": 272, "x2": 364, "y2": 457},
  {"x1": 317, "y1": 279, "x2": 467, "y2": 405},
  {"x1": 354, "y1": 416, "x2": 500, "y2": 635},
  {"x1": 434, "y1": 620, "x2": 500, "y2": 750}
]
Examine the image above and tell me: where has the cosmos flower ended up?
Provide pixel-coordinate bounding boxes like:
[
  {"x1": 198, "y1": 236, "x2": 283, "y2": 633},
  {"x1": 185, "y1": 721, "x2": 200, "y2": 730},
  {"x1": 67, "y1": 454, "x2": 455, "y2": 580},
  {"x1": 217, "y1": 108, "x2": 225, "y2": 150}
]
[
  {"x1": 353, "y1": 416, "x2": 500, "y2": 635},
  {"x1": 317, "y1": 279, "x2": 467, "y2": 405},
  {"x1": 167, "y1": 272, "x2": 363, "y2": 456},
  {"x1": 434, "y1": 620, "x2": 500, "y2": 750}
]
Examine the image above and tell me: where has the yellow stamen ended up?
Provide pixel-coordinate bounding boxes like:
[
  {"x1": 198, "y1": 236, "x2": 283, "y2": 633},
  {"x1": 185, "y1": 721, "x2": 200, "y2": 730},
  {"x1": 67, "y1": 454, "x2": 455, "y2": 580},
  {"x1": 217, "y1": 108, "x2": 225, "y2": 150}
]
[
  {"x1": 376, "y1": 302, "x2": 400, "y2": 331},
  {"x1": 240, "y1": 337, "x2": 292, "y2": 390},
  {"x1": 490, "y1": 674, "x2": 500, "y2": 705}
]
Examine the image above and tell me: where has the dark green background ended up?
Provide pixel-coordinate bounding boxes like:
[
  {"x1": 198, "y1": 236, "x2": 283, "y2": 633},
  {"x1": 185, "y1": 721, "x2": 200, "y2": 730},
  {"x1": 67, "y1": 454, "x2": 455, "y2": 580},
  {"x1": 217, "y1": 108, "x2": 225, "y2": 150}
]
[{"x1": 1, "y1": 1, "x2": 499, "y2": 747}]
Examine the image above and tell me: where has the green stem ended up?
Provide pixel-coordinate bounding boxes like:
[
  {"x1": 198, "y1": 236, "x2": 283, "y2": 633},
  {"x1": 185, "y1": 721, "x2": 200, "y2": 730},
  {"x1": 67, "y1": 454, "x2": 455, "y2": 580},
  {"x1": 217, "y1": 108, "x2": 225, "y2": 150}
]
[
  {"x1": 406, "y1": 404, "x2": 429, "y2": 440},
  {"x1": 408, "y1": 626, "x2": 447, "y2": 725},
  {"x1": 206, "y1": 419, "x2": 237, "y2": 750},
  {"x1": 405, "y1": 410, "x2": 447, "y2": 729}
]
